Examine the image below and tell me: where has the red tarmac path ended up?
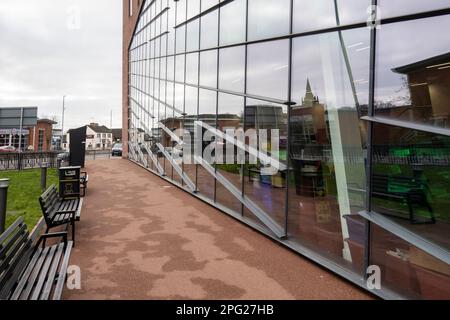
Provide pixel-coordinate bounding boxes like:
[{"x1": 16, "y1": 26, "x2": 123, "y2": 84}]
[{"x1": 64, "y1": 159, "x2": 373, "y2": 300}]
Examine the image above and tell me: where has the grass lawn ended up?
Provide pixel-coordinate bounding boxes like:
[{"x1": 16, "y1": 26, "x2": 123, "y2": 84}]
[{"x1": 0, "y1": 169, "x2": 59, "y2": 231}]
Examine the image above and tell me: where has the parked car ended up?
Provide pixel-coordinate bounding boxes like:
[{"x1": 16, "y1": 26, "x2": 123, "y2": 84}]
[
  {"x1": 111, "y1": 143, "x2": 123, "y2": 157},
  {"x1": 57, "y1": 152, "x2": 69, "y2": 161},
  {"x1": 0, "y1": 146, "x2": 16, "y2": 153}
]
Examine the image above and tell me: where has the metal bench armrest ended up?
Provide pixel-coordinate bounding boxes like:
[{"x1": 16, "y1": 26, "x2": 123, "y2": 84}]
[{"x1": 37, "y1": 231, "x2": 68, "y2": 248}]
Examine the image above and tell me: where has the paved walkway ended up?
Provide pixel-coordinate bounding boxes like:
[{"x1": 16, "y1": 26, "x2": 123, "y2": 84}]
[{"x1": 64, "y1": 159, "x2": 372, "y2": 300}]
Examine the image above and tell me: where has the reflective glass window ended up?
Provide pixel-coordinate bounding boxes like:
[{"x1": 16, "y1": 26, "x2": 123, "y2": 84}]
[
  {"x1": 375, "y1": 16, "x2": 450, "y2": 129},
  {"x1": 219, "y1": 46, "x2": 245, "y2": 93},
  {"x1": 247, "y1": 40, "x2": 289, "y2": 101}
]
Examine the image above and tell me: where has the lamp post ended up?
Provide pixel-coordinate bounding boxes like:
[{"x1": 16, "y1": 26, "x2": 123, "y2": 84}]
[{"x1": 61, "y1": 95, "x2": 66, "y2": 143}]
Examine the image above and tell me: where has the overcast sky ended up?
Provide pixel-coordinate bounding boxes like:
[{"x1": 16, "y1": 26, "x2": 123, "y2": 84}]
[{"x1": 0, "y1": 0, "x2": 122, "y2": 132}]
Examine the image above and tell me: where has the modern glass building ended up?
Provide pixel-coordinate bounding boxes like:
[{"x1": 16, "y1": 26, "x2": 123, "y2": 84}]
[{"x1": 124, "y1": 0, "x2": 450, "y2": 299}]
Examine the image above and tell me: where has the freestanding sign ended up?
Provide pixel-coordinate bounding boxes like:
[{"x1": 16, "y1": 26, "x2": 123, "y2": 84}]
[{"x1": 0, "y1": 107, "x2": 38, "y2": 151}]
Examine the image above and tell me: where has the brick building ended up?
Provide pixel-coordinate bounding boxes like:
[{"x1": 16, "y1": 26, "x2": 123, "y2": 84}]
[{"x1": 30, "y1": 119, "x2": 57, "y2": 152}]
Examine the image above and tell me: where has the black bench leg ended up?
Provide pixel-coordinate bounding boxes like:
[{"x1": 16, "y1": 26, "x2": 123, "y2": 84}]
[{"x1": 72, "y1": 221, "x2": 76, "y2": 246}]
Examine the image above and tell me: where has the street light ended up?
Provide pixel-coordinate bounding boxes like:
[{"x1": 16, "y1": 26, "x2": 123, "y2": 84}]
[{"x1": 62, "y1": 95, "x2": 66, "y2": 149}]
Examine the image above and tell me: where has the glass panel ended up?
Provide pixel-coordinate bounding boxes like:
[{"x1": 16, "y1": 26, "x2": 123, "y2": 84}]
[
  {"x1": 248, "y1": 0, "x2": 290, "y2": 41},
  {"x1": 243, "y1": 98, "x2": 288, "y2": 230},
  {"x1": 219, "y1": 46, "x2": 245, "y2": 93},
  {"x1": 220, "y1": 0, "x2": 246, "y2": 46},
  {"x1": 167, "y1": 56, "x2": 174, "y2": 81},
  {"x1": 375, "y1": 16, "x2": 450, "y2": 129},
  {"x1": 371, "y1": 123, "x2": 450, "y2": 251},
  {"x1": 293, "y1": 0, "x2": 371, "y2": 33},
  {"x1": 370, "y1": 224, "x2": 450, "y2": 299},
  {"x1": 197, "y1": 89, "x2": 217, "y2": 200},
  {"x1": 176, "y1": 0, "x2": 187, "y2": 25},
  {"x1": 186, "y1": 19, "x2": 200, "y2": 52},
  {"x1": 379, "y1": 0, "x2": 450, "y2": 18},
  {"x1": 201, "y1": 0, "x2": 218, "y2": 12},
  {"x1": 175, "y1": 25, "x2": 186, "y2": 54},
  {"x1": 186, "y1": 53, "x2": 199, "y2": 84},
  {"x1": 247, "y1": 40, "x2": 289, "y2": 101},
  {"x1": 183, "y1": 86, "x2": 199, "y2": 185},
  {"x1": 216, "y1": 93, "x2": 245, "y2": 214},
  {"x1": 167, "y1": 4, "x2": 176, "y2": 54},
  {"x1": 200, "y1": 49, "x2": 218, "y2": 88},
  {"x1": 175, "y1": 54, "x2": 185, "y2": 82},
  {"x1": 200, "y1": 10, "x2": 219, "y2": 49},
  {"x1": 187, "y1": 0, "x2": 200, "y2": 20},
  {"x1": 288, "y1": 28, "x2": 369, "y2": 273}
]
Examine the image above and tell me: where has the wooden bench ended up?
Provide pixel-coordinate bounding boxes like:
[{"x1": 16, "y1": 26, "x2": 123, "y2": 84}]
[
  {"x1": 80, "y1": 172, "x2": 89, "y2": 197},
  {"x1": 39, "y1": 185, "x2": 83, "y2": 244},
  {"x1": 0, "y1": 218, "x2": 73, "y2": 300},
  {"x1": 372, "y1": 174, "x2": 435, "y2": 224}
]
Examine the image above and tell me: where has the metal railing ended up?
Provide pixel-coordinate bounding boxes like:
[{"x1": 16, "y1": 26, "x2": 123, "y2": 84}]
[{"x1": 0, "y1": 152, "x2": 59, "y2": 171}]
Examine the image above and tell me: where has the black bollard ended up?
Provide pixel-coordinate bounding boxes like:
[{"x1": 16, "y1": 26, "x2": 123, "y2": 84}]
[
  {"x1": 41, "y1": 162, "x2": 48, "y2": 191},
  {"x1": 0, "y1": 178, "x2": 10, "y2": 234}
]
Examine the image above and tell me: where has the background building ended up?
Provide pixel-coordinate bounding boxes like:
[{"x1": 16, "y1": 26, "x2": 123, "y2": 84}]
[
  {"x1": 65, "y1": 123, "x2": 114, "y2": 151},
  {"x1": 0, "y1": 118, "x2": 57, "y2": 152},
  {"x1": 123, "y1": 0, "x2": 450, "y2": 299}
]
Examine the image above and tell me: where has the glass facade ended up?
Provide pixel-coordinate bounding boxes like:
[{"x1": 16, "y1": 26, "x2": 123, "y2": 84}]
[{"x1": 127, "y1": 0, "x2": 450, "y2": 299}]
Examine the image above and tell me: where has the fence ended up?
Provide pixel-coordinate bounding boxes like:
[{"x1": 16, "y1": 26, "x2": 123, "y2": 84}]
[
  {"x1": 0, "y1": 152, "x2": 59, "y2": 171},
  {"x1": 85, "y1": 149, "x2": 112, "y2": 160}
]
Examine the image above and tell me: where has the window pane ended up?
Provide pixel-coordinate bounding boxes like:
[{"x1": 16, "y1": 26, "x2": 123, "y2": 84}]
[
  {"x1": 219, "y1": 46, "x2": 245, "y2": 93},
  {"x1": 186, "y1": 53, "x2": 199, "y2": 84},
  {"x1": 216, "y1": 93, "x2": 244, "y2": 214},
  {"x1": 197, "y1": 89, "x2": 217, "y2": 200},
  {"x1": 200, "y1": 49, "x2": 217, "y2": 88},
  {"x1": 183, "y1": 85, "x2": 199, "y2": 185},
  {"x1": 201, "y1": 0, "x2": 218, "y2": 12},
  {"x1": 375, "y1": 16, "x2": 450, "y2": 129},
  {"x1": 220, "y1": 0, "x2": 246, "y2": 46},
  {"x1": 175, "y1": 25, "x2": 186, "y2": 53},
  {"x1": 288, "y1": 28, "x2": 369, "y2": 274},
  {"x1": 175, "y1": 54, "x2": 185, "y2": 82},
  {"x1": 293, "y1": 0, "x2": 371, "y2": 33},
  {"x1": 186, "y1": 19, "x2": 200, "y2": 52},
  {"x1": 371, "y1": 123, "x2": 450, "y2": 251},
  {"x1": 176, "y1": 0, "x2": 186, "y2": 25},
  {"x1": 247, "y1": 40, "x2": 289, "y2": 101},
  {"x1": 248, "y1": 0, "x2": 290, "y2": 41},
  {"x1": 370, "y1": 224, "x2": 450, "y2": 299},
  {"x1": 200, "y1": 10, "x2": 218, "y2": 49},
  {"x1": 379, "y1": 0, "x2": 450, "y2": 18},
  {"x1": 187, "y1": 0, "x2": 200, "y2": 20},
  {"x1": 244, "y1": 99, "x2": 288, "y2": 230}
]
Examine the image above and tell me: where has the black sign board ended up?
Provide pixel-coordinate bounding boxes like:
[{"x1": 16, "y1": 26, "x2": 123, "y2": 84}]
[{"x1": 69, "y1": 126, "x2": 87, "y2": 168}]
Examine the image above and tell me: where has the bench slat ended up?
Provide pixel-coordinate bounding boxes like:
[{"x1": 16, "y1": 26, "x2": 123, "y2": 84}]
[
  {"x1": 0, "y1": 217, "x2": 24, "y2": 244},
  {"x1": 0, "y1": 230, "x2": 30, "y2": 276},
  {"x1": 40, "y1": 243, "x2": 65, "y2": 300},
  {"x1": 0, "y1": 224, "x2": 28, "y2": 261},
  {"x1": 9, "y1": 247, "x2": 44, "y2": 300},
  {"x1": 0, "y1": 240, "x2": 33, "y2": 299},
  {"x1": 30, "y1": 245, "x2": 58, "y2": 300},
  {"x1": 52, "y1": 241, "x2": 73, "y2": 300},
  {"x1": 18, "y1": 247, "x2": 50, "y2": 300}
]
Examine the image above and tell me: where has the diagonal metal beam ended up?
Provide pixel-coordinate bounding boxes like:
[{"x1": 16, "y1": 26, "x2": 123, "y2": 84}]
[
  {"x1": 156, "y1": 143, "x2": 196, "y2": 192},
  {"x1": 142, "y1": 143, "x2": 165, "y2": 176},
  {"x1": 195, "y1": 155, "x2": 285, "y2": 239},
  {"x1": 197, "y1": 121, "x2": 287, "y2": 171}
]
